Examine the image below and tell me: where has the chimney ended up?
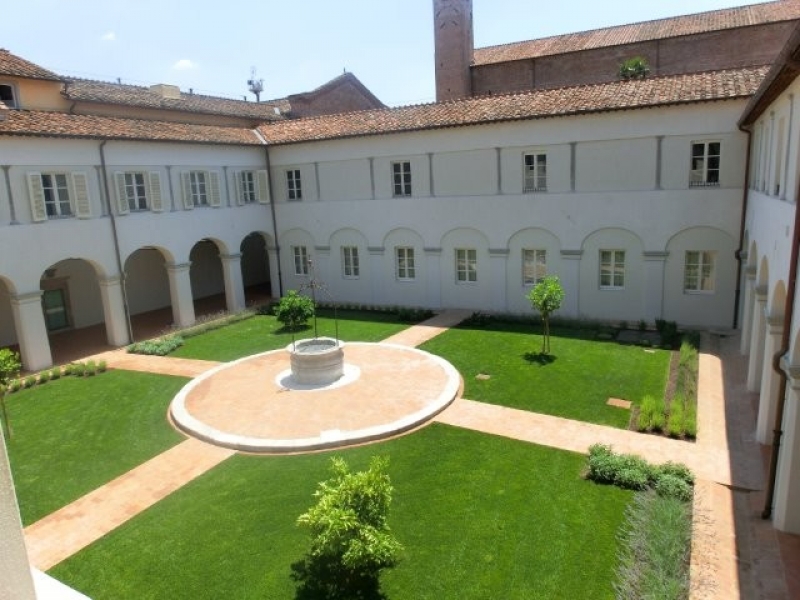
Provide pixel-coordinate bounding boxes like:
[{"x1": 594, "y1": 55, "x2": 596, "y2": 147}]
[
  {"x1": 149, "y1": 84, "x2": 181, "y2": 99},
  {"x1": 433, "y1": 0, "x2": 474, "y2": 102}
]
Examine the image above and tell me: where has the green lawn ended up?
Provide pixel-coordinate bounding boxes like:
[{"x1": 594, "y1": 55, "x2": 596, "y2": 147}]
[
  {"x1": 5, "y1": 370, "x2": 187, "y2": 525},
  {"x1": 421, "y1": 322, "x2": 671, "y2": 428},
  {"x1": 170, "y1": 310, "x2": 412, "y2": 361},
  {"x1": 51, "y1": 424, "x2": 631, "y2": 599}
]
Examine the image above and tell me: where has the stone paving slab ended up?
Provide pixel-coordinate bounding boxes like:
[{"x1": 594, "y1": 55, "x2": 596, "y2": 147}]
[
  {"x1": 381, "y1": 309, "x2": 473, "y2": 347},
  {"x1": 88, "y1": 349, "x2": 221, "y2": 378},
  {"x1": 24, "y1": 439, "x2": 234, "y2": 571}
]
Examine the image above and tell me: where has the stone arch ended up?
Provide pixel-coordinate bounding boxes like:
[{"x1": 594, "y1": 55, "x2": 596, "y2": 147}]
[
  {"x1": 578, "y1": 228, "x2": 645, "y2": 322},
  {"x1": 381, "y1": 228, "x2": 427, "y2": 308},
  {"x1": 240, "y1": 231, "x2": 273, "y2": 305},
  {"x1": 279, "y1": 228, "x2": 316, "y2": 293},
  {"x1": 123, "y1": 246, "x2": 173, "y2": 339},
  {"x1": 439, "y1": 227, "x2": 491, "y2": 310},
  {"x1": 189, "y1": 238, "x2": 227, "y2": 315},
  {"x1": 328, "y1": 228, "x2": 371, "y2": 305}
]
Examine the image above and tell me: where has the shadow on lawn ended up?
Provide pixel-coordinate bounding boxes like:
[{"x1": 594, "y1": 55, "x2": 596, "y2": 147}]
[
  {"x1": 523, "y1": 352, "x2": 558, "y2": 366},
  {"x1": 291, "y1": 557, "x2": 388, "y2": 600}
]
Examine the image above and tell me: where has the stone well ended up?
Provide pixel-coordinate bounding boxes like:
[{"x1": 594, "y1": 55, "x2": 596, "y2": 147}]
[{"x1": 287, "y1": 337, "x2": 344, "y2": 385}]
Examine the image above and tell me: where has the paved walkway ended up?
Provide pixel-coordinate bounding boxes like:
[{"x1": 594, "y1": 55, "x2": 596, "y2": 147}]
[{"x1": 20, "y1": 311, "x2": 798, "y2": 599}]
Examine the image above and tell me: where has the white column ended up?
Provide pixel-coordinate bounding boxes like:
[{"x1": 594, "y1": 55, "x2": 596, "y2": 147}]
[
  {"x1": 747, "y1": 286, "x2": 768, "y2": 392},
  {"x1": 10, "y1": 292, "x2": 51, "y2": 372},
  {"x1": 643, "y1": 251, "x2": 668, "y2": 322},
  {"x1": 488, "y1": 249, "x2": 508, "y2": 312},
  {"x1": 267, "y1": 246, "x2": 281, "y2": 299},
  {"x1": 98, "y1": 276, "x2": 130, "y2": 347},
  {"x1": 165, "y1": 263, "x2": 195, "y2": 328},
  {"x1": 559, "y1": 250, "x2": 582, "y2": 318},
  {"x1": 740, "y1": 266, "x2": 756, "y2": 354},
  {"x1": 774, "y1": 362, "x2": 800, "y2": 533},
  {"x1": 424, "y1": 247, "x2": 442, "y2": 309},
  {"x1": 219, "y1": 254, "x2": 245, "y2": 313},
  {"x1": 756, "y1": 316, "x2": 783, "y2": 444},
  {"x1": 0, "y1": 426, "x2": 37, "y2": 600}
]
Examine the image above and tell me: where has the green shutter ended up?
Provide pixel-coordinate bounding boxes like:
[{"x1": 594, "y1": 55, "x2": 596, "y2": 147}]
[
  {"x1": 181, "y1": 172, "x2": 193, "y2": 209},
  {"x1": 114, "y1": 172, "x2": 129, "y2": 215},
  {"x1": 148, "y1": 172, "x2": 163, "y2": 212},
  {"x1": 26, "y1": 172, "x2": 47, "y2": 222},
  {"x1": 72, "y1": 172, "x2": 91, "y2": 218},
  {"x1": 208, "y1": 171, "x2": 221, "y2": 207},
  {"x1": 256, "y1": 169, "x2": 269, "y2": 204}
]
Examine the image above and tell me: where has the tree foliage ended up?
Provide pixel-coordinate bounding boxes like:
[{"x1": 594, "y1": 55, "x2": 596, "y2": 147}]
[
  {"x1": 297, "y1": 456, "x2": 402, "y2": 585},
  {"x1": 274, "y1": 290, "x2": 315, "y2": 331},
  {"x1": 0, "y1": 348, "x2": 21, "y2": 437},
  {"x1": 619, "y1": 56, "x2": 650, "y2": 80},
  {"x1": 527, "y1": 275, "x2": 565, "y2": 355}
]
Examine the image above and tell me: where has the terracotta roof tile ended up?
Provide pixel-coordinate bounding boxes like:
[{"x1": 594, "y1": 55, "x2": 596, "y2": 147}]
[
  {"x1": 0, "y1": 110, "x2": 262, "y2": 145},
  {"x1": 63, "y1": 79, "x2": 290, "y2": 121},
  {"x1": 474, "y1": 1, "x2": 800, "y2": 65},
  {"x1": 258, "y1": 66, "x2": 769, "y2": 145},
  {"x1": 0, "y1": 49, "x2": 60, "y2": 81}
]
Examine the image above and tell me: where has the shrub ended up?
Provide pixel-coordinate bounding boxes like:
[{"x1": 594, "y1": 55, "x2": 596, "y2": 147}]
[
  {"x1": 50, "y1": 367, "x2": 61, "y2": 380},
  {"x1": 586, "y1": 446, "x2": 694, "y2": 496},
  {"x1": 128, "y1": 336, "x2": 184, "y2": 356},
  {"x1": 657, "y1": 462, "x2": 694, "y2": 485},
  {"x1": 23, "y1": 375, "x2": 37, "y2": 388},
  {"x1": 70, "y1": 363, "x2": 86, "y2": 377},
  {"x1": 37, "y1": 370, "x2": 50, "y2": 384},
  {"x1": 395, "y1": 307, "x2": 434, "y2": 322},
  {"x1": 614, "y1": 492, "x2": 691, "y2": 600},
  {"x1": 274, "y1": 291, "x2": 315, "y2": 331},
  {"x1": 655, "y1": 318, "x2": 666, "y2": 333},
  {"x1": 653, "y1": 474, "x2": 693, "y2": 502},
  {"x1": 98, "y1": 360, "x2": 107, "y2": 373},
  {"x1": 638, "y1": 319, "x2": 647, "y2": 331},
  {"x1": 8, "y1": 379, "x2": 21, "y2": 393},
  {"x1": 297, "y1": 456, "x2": 402, "y2": 590}
]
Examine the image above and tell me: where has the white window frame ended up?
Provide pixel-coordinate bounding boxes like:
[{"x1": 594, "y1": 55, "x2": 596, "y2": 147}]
[
  {"x1": 189, "y1": 171, "x2": 208, "y2": 206},
  {"x1": 684, "y1": 251, "x2": 716, "y2": 293},
  {"x1": 0, "y1": 82, "x2": 18, "y2": 109},
  {"x1": 41, "y1": 173, "x2": 72, "y2": 218},
  {"x1": 523, "y1": 153, "x2": 547, "y2": 192},
  {"x1": 239, "y1": 170, "x2": 256, "y2": 204},
  {"x1": 292, "y1": 246, "x2": 309, "y2": 276},
  {"x1": 395, "y1": 247, "x2": 415, "y2": 281},
  {"x1": 522, "y1": 249, "x2": 547, "y2": 285},
  {"x1": 123, "y1": 172, "x2": 148, "y2": 211},
  {"x1": 455, "y1": 248, "x2": 477, "y2": 283},
  {"x1": 392, "y1": 161, "x2": 412, "y2": 197},
  {"x1": 690, "y1": 141, "x2": 721, "y2": 187},
  {"x1": 287, "y1": 169, "x2": 302, "y2": 201},
  {"x1": 342, "y1": 246, "x2": 360, "y2": 279},
  {"x1": 599, "y1": 250, "x2": 625, "y2": 290}
]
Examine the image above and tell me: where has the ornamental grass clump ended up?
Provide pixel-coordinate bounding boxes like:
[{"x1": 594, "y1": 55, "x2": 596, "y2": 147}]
[
  {"x1": 127, "y1": 336, "x2": 184, "y2": 356},
  {"x1": 586, "y1": 445, "x2": 693, "y2": 500}
]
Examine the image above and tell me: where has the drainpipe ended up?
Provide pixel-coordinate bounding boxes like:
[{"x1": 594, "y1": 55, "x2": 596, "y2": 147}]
[
  {"x1": 762, "y1": 180, "x2": 800, "y2": 519},
  {"x1": 264, "y1": 145, "x2": 283, "y2": 297},
  {"x1": 733, "y1": 125, "x2": 753, "y2": 329},
  {"x1": 99, "y1": 141, "x2": 135, "y2": 343}
]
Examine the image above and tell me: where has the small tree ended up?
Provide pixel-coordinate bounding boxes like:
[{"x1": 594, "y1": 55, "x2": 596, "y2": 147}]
[
  {"x1": 527, "y1": 275, "x2": 565, "y2": 355},
  {"x1": 297, "y1": 456, "x2": 402, "y2": 592},
  {"x1": 0, "y1": 348, "x2": 21, "y2": 438},
  {"x1": 619, "y1": 56, "x2": 650, "y2": 80},
  {"x1": 274, "y1": 290, "x2": 315, "y2": 331}
]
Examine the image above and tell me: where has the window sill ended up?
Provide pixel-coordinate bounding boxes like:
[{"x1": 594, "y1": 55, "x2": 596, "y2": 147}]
[
  {"x1": 599, "y1": 286, "x2": 625, "y2": 291},
  {"x1": 683, "y1": 290, "x2": 715, "y2": 295},
  {"x1": 689, "y1": 182, "x2": 720, "y2": 188}
]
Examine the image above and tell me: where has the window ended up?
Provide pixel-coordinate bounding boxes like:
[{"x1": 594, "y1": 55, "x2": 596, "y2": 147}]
[
  {"x1": 342, "y1": 246, "x2": 360, "y2": 278},
  {"x1": 239, "y1": 171, "x2": 256, "y2": 204},
  {"x1": 392, "y1": 161, "x2": 412, "y2": 197},
  {"x1": 122, "y1": 172, "x2": 148, "y2": 211},
  {"x1": 600, "y1": 250, "x2": 625, "y2": 289},
  {"x1": 456, "y1": 248, "x2": 477, "y2": 283},
  {"x1": 522, "y1": 249, "x2": 547, "y2": 285},
  {"x1": 690, "y1": 141, "x2": 720, "y2": 187},
  {"x1": 0, "y1": 83, "x2": 17, "y2": 109},
  {"x1": 395, "y1": 247, "x2": 415, "y2": 281},
  {"x1": 287, "y1": 169, "x2": 302, "y2": 201},
  {"x1": 292, "y1": 246, "x2": 309, "y2": 276},
  {"x1": 523, "y1": 153, "x2": 547, "y2": 192},
  {"x1": 189, "y1": 171, "x2": 208, "y2": 206},
  {"x1": 41, "y1": 173, "x2": 72, "y2": 217},
  {"x1": 684, "y1": 251, "x2": 716, "y2": 293}
]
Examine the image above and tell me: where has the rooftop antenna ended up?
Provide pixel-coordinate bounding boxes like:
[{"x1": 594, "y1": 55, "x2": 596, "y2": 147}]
[{"x1": 247, "y1": 67, "x2": 263, "y2": 103}]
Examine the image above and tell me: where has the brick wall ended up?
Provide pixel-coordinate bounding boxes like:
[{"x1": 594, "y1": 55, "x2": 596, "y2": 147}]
[
  {"x1": 289, "y1": 82, "x2": 383, "y2": 118},
  {"x1": 434, "y1": 0, "x2": 474, "y2": 102},
  {"x1": 470, "y1": 21, "x2": 796, "y2": 96}
]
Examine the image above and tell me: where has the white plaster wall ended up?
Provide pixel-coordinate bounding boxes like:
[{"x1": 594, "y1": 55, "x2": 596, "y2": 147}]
[
  {"x1": 325, "y1": 228, "x2": 372, "y2": 304},
  {"x1": 279, "y1": 228, "x2": 316, "y2": 293},
  {"x1": 189, "y1": 241, "x2": 224, "y2": 300},
  {"x1": 432, "y1": 149, "x2": 496, "y2": 197},
  {"x1": 440, "y1": 228, "x2": 491, "y2": 310},
  {"x1": 317, "y1": 159, "x2": 372, "y2": 201},
  {"x1": 48, "y1": 259, "x2": 104, "y2": 329},
  {"x1": 500, "y1": 144, "x2": 571, "y2": 194},
  {"x1": 663, "y1": 227, "x2": 738, "y2": 327},
  {"x1": 124, "y1": 248, "x2": 171, "y2": 315},
  {"x1": 576, "y1": 138, "x2": 657, "y2": 192},
  {"x1": 380, "y1": 228, "x2": 427, "y2": 308},
  {"x1": 505, "y1": 228, "x2": 563, "y2": 315},
  {"x1": 373, "y1": 154, "x2": 431, "y2": 199}
]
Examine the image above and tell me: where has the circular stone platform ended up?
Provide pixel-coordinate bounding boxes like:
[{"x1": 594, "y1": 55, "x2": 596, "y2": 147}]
[{"x1": 169, "y1": 343, "x2": 461, "y2": 453}]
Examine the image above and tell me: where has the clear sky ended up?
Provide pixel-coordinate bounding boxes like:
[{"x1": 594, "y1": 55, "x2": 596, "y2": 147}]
[{"x1": 1, "y1": 0, "x2": 771, "y2": 107}]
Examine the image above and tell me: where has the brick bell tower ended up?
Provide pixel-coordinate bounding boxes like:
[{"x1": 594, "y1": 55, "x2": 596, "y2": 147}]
[{"x1": 433, "y1": 0, "x2": 474, "y2": 102}]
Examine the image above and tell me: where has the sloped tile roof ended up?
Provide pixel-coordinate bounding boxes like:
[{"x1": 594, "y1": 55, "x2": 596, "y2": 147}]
[
  {"x1": 63, "y1": 79, "x2": 290, "y2": 121},
  {"x1": 474, "y1": 0, "x2": 800, "y2": 65},
  {"x1": 0, "y1": 48, "x2": 60, "y2": 81},
  {"x1": 257, "y1": 66, "x2": 769, "y2": 145},
  {"x1": 0, "y1": 110, "x2": 262, "y2": 145}
]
